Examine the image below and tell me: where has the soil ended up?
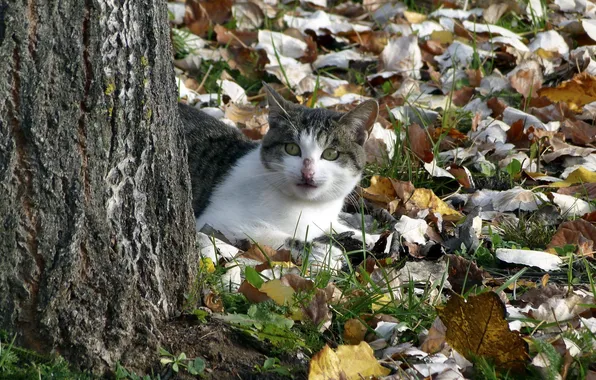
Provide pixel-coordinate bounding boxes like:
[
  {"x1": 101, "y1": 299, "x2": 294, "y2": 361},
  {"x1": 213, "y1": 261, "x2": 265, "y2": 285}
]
[{"x1": 158, "y1": 317, "x2": 308, "y2": 379}]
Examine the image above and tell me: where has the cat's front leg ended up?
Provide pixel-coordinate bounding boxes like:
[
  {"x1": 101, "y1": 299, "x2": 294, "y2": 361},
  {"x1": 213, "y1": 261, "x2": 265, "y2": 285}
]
[{"x1": 327, "y1": 221, "x2": 380, "y2": 247}]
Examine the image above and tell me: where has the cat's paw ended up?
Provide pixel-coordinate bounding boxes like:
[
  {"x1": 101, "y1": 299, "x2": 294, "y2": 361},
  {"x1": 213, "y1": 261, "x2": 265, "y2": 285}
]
[
  {"x1": 285, "y1": 239, "x2": 344, "y2": 271},
  {"x1": 345, "y1": 231, "x2": 379, "y2": 247}
]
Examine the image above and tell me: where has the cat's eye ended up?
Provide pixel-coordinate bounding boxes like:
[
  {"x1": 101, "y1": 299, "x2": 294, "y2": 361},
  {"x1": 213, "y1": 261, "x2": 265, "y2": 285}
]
[
  {"x1": 285, "y1": 143, "x2": 301, "y2": 156},
  {"x1": 321, "y1": 148, "x2": 339, "y2": 161}
]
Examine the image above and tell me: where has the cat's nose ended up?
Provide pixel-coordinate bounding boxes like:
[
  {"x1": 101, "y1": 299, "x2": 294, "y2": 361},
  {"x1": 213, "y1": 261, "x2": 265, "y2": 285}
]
[{"x1": 301, "y1": 158, "x2": 315, "y2": 181}]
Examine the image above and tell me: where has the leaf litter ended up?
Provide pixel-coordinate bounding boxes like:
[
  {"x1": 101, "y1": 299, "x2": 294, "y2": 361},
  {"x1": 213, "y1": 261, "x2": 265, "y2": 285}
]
[{"x1": 168, "y1": 0, "x2": 596, "y2": 378}]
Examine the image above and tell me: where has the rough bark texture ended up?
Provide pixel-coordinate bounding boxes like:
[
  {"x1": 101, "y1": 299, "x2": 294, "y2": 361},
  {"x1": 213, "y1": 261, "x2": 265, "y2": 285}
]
[{"x1": 0, "y1": 0, "x2": 197, "y2": 373}]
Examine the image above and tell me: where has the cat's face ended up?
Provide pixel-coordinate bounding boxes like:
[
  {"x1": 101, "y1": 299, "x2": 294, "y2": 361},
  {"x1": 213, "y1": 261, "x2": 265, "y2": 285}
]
[{"x1": 260, "y1": 85, "x2": 378, "y2": 203}]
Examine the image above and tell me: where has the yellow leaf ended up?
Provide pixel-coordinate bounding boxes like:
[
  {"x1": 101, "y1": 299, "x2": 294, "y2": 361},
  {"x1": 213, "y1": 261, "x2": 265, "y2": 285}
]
[
  {"x1": 550, "y1": 167, "x2": 596, "y2": 187},
  {"x1": 404, "y1": 10, "x2": 427, "y2": 23},
  {"x1": 343, "y1": 318, "x2": 368, "y2": 345},
  {"x1": 371, "y1": 293, "x2": 393, "y2": 311},
  {"x1": 200, "y1": 257, "x2": 215, "y2": 274},
  {"x1": 437, "y1": 292, "x2": 529, "y2": 372},
  {"x1": 260, "y1": 279, "x2": 295, "y2": 306},
  {"x1": 430, "y1": 30, "x2": 454, "y2": 44},
  {"x1": 410, "y1": 188, "x2": 462, "y2": 220},
  {"x1": 361, "y1": 175, "x2": 397, "y2": 204},
  {"x1": 539, "y1": 72, "x2": 596, "y2": 112},
  {"x1": 309, "y1": 342, "x2": 390, "y2": 380}
]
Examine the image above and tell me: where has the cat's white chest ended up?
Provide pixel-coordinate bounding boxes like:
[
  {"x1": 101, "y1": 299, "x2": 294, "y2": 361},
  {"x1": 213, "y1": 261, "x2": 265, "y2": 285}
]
[{"x1": 195, "y1": 149, "x2": 344, "y2": 245}]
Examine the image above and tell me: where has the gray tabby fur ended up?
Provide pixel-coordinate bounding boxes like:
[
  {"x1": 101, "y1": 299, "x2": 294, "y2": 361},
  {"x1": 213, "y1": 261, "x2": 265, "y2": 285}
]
[{"x1": 179, "y1": 103, "x2": 258, "y2": 217}]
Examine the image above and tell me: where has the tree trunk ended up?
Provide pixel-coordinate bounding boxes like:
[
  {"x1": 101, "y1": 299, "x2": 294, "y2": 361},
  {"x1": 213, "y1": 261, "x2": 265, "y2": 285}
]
[{"x1": 0, "y1": 0, "x2": 197, "y2": 373}]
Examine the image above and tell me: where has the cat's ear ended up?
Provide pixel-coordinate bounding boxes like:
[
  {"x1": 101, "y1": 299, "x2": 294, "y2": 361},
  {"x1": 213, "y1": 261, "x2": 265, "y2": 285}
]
[
  {"x1": 339, "y1": 100, "x2": 379, "y2": 145},
  {"x1": 263, "y1": 82, "x2": 293, "y2": 122}
]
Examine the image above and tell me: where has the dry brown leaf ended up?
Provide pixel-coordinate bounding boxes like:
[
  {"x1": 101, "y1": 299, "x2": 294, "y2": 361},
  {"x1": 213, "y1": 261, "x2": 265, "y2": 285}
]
[
  {"x1": 451, "y1": 87, "x2": 475, "y2": 107},
  {"x1": 561, "y1": 119, "x2": 596, "y2": 146},
  {"x1": 204, "y1": 290, "x2": 225, "y2": 312},
  {"x1": 542, "y1": 137, "x2": 595, "y2": 163},
  {"x1": 342, "y1": 30, "x2": 388, "y2": 55},
  {"x1": 510, "y1": 68, "x2": 542, "y2": 98},
  {"x1": 437, "y1": 292, "x2": 529, "y2": 372},
  {"x1": 466, "y1": 68, "x2": 483, "y2": 87},
  {"x1": 487, "y1": 97, "x2": 507, "y2": 119},
  {"x1": 408, "y1": 123, "x2": 434, "y2": 163},
  {"x1": 483, "y1": 3, "x2": 511, "y2": 24},
  {"x1": 447, "y1": 164, "x2": 473, "y2": 189},
  {"x1": 446, "y1": 254, "x2": 488, "y2": 294},
  {"x1": 421, "y1": 39, "x2": 446, "y2": 55},
  {"x1": 539, "y1": 72, "x2": 596, "y2": 112},
  {"x1": 238, "y1": 281, "x2": 271, "y2": 303},
  {"x1": 185, "y1": 0, "x2": 233, "y2": 37},
  {"x1": 557, "y1": 183, "x2": 596, "y2": 200},
  {"x1": 343, "y1": 318, "x2": 368, "y2": 345},
  {"x1": 421, "y1": 317, "x2": 447, "y2": 354},
  {"x1": 238, "y1": 243, "x2": 289, "y2": 264},
  {"x1": 548, "y1": 219, "x2": 596, "y2": 256},
  {"x1": 506, "y1": 119, "x2": 530, "y2": 148},
  {"x1": 214, "y1": 24, "x2": 258, "y2": 47}
]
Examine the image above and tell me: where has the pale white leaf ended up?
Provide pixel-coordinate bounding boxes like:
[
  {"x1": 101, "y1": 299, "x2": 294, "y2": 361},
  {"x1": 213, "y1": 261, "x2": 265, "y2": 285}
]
[
  {"x1": 218, "y1": 79, "x2": 248, "y2": 104},
  {"x1": 528, "y1": 30, "x2": 569, "y2": 56},
  {"x1": 257, "y1": 30, "x2": 307, "y2": 59},
  {"x1": 395, "y1": 216, "x2": 428, "y2": 244},
  {"x1": 582, "y1": 19, "x2": 596, "y2": 42},
  {"x1": 381, "y1": 35, "x2": 422, "y2": 79},
  {"x1": 424, "y1": 160, "x2": 455, "y2": 179},
  {"x1": 492, "y1": 187, "x2": 545, "y2": 212},
  {"x1": 496, "y1": 248, "x2": 562, "y2": 271},
  {"x1": 551, "y1": 193, "x2": 594, "y2": 217},
  {"x1": 313, "y1": 49, "x2": 375, "y2": 69},
  {"x1": 462, "y1": 21, "x2": 522, "y2": 40}
]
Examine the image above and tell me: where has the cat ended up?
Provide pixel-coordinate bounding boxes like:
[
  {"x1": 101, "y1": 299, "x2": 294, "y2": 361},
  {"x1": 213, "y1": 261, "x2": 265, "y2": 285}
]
[{"x1": 180, "y1": 84, "x2": 378, "y2": 269}]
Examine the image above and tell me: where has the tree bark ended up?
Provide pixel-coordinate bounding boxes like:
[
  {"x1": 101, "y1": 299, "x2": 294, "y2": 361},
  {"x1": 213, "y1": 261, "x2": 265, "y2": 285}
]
[{"x1": 0, "y1": 0, "x2": 197, "y2": 373}]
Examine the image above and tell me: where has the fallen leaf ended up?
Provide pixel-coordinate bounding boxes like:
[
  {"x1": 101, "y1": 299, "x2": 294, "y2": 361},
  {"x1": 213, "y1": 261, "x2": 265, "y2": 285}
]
[
  {"x1": 492, "y1": 187, "x2": 545, "y2": 212},
  {"x1": 437, "y1": 292, "x2": 529, "y2": 372},
  {"x1": 557, "y1": 183, "x2": 596, "y2": 199},
  {"x1": 451, "y1": 86, "x2": 475, "y2": 107},
  {"x1": 551, "y1": 167, "x2": 596, "y2": 187},
  {"x1": 239, "y1": 281, "x2": 271, "y2": 303},
  {"x1": 542, "y1": 137, "x2": 595, "y2": 163},
  {"x1": 551, "y1": 192, "x2": 595, "y2": 218},
  {"x1": 561, "y1": 119, "x2": 596, "y2": 146},
  {"x1": 204, "y1": 290, "x2": 225, "y2": 312},
  {"x1": 361, "y1": 175, "x2": 397, "y2": 204},
  {"x1": 260, "y1": 279, "x2": 296, "y2": 306},
  {"x1": 446, "y1": 254, "x2": 487, "y2": 294},
  {"x1": 379, "y1": 35, "x2": 422, "y2": 79},
  {"x1": 421, "y1": 317, "x2": 447, "y2": 354},
  {"x1": 185, "y1": 0, "x2": 233, "y2": 37},
  {"x1": 343, "y1": 318, "x2": 368, "y2": 345},
  {"x1": 495, "y1": 248, "x2": 563, "y2": 271},
  {"x1": 394, "y1": 216, "x2": 428, "y2": 245},
  {"x1": 408, "y1": 123, "x2": 434, "y2": 163},
  {"x1": 446, "y1": 164, "x2": 474, "y2": 189},
  {"x1": 510, "y1": 66, "x2": 543, "y2": 98},
  {"x1": 539, "y1": 72, "x2": 596, "y2": 112},
  {"x1": 483, "y1": 3, "x2": 511, "y2": 24},
  {"x1": 408, "y1": 188, "x2": 463, "y2": 221},
  {"x1": 548, "y1": 218, "x2": 596, "y2": 256},
  {"x1": 309, "y1": 342, "x2": 390, "y2": 380}
]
